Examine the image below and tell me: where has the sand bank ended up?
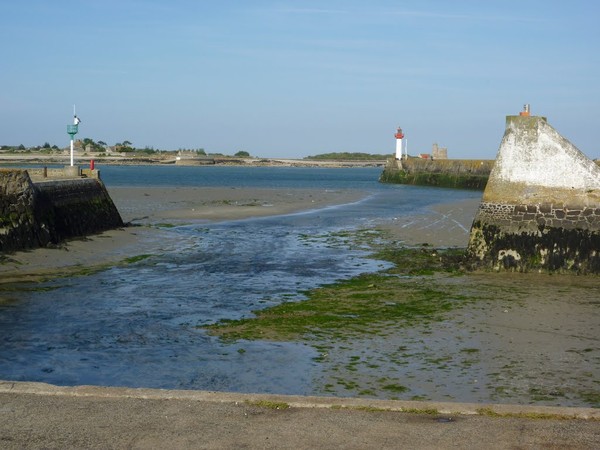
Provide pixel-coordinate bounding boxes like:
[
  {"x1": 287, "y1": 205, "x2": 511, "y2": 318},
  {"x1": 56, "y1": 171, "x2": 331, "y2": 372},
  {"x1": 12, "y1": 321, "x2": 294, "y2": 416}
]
[{"x1": 107, "y1": 186, "x2": 365, "y2": 224}]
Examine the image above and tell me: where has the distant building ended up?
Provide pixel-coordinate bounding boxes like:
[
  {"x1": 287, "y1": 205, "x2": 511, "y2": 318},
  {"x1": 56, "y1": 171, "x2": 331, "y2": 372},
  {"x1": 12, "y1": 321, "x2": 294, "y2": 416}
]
[
  {"x1": 178, "y1": 150, "x2": 195, "y2": 158},
  {"x1": 431, "y1": 143, "x2": 448, "y2": 159}
]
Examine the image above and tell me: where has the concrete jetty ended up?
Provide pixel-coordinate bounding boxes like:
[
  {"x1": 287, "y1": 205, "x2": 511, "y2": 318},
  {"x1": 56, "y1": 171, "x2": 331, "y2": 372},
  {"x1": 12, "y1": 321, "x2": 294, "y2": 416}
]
[{"x1": 467, "y1": 111, "x2": 600, "y2": 273}]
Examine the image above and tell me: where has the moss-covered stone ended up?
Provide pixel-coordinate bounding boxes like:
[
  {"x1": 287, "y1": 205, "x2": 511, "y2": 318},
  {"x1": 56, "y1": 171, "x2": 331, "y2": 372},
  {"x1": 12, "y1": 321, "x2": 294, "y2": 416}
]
[
  {"x1": 467, "y1": 221, "x2": 600, "y2": 274},
  {"x1": 379, "y1": 158, "x2": 493, "y2": 190},
  {"x1": 0, "y1": 170, "x2": 123, "y2": 253}
]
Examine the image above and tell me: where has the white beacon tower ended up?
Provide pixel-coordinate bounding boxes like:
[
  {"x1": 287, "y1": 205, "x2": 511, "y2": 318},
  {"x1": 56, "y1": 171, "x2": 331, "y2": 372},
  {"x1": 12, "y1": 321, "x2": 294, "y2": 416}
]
[{"x1": 394, "y1": 126, "x2": 404, "y2": 160}]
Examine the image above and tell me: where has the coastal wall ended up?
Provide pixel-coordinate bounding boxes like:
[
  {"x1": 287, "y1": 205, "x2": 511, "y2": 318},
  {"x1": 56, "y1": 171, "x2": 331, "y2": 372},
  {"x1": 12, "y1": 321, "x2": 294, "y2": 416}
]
[
  {"x1": 466, "y1": 115, "x2": 600, "y2": 273},
  {"x1": 379, "y1": 158, "x2": 494, "y2": 190},
  {"x1": 25, "y1": 166, "x2": 101, "y2": 180},
  {"x1": 0, "y1": 169, "x2": 123, "y2": 253}
]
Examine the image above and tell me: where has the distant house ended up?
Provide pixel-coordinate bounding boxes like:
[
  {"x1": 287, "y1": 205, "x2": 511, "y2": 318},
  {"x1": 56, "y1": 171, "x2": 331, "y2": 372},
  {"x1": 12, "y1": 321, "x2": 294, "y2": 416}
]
[
  {"x1": 418, "y1": 153, "x2": 431, "y2": 159},
  {"x1": 177, "y1": 150, "x2": 198, "y2": 159},
  {"x1": 176, "y1": 150, "x2": 215, "y2": 166}
]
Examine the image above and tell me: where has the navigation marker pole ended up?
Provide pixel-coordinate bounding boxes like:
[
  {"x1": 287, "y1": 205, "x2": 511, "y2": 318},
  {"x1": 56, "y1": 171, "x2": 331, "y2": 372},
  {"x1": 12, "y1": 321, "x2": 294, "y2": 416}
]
[{"x1": 67, "y1": 105, "x2": 81, "y2": 167}]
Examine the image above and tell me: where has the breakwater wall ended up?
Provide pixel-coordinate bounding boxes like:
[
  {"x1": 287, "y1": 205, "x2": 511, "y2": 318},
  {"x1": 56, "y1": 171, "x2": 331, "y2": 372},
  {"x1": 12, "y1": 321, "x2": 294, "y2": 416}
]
[
  {"x1": 0, "y1": 169, "x2": 123, "y2": 253},
  {"x1": 466, "y1": 115, "x2": 600, "y2": 274},
  {"x1": 25, "y1": 167, "x2": 100, "y2": 180},
  {"x1": 379, "y1": 158, "x2": 494, "y2": 190}
]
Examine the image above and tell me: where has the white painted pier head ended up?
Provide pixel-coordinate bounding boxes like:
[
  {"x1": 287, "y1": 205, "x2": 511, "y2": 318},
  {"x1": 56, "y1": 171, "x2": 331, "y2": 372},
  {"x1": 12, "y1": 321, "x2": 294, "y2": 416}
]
[{"x1": 467, "y1": 110, "x2": 600, "y2": 273}]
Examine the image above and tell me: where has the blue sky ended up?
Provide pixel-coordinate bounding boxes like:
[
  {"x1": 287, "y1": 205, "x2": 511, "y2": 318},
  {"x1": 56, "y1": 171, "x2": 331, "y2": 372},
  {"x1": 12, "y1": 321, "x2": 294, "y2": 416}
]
[{"x1": 1, "y1": 1, "x2": 599, "y2": 159}]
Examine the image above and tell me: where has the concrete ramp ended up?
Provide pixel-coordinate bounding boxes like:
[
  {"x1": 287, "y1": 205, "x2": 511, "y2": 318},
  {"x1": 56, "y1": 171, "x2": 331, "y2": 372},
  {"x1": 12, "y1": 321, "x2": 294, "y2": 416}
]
[{"x1": 467, "y1": 114, "x2": 600, "y2": 273}]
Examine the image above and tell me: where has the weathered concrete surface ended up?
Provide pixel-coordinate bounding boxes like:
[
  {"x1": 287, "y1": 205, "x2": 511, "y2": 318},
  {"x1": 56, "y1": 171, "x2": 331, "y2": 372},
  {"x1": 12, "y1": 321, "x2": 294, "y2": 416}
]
[
  {"x1": 480, "y1": 115, "x2": 600, "y2": 205},
  {"x1": 467, "y1": 115, "x2": 600, "y2": 273},
  {"x1": 0, "y1": 381, "x2": 599, "y2": 449}
]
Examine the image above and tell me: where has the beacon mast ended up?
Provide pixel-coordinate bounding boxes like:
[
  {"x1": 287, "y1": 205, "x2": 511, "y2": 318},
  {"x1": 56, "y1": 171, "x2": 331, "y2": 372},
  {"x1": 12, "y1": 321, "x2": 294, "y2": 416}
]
[{"x1": 67, "y1": 105, "x2": 81, "y2": 167}]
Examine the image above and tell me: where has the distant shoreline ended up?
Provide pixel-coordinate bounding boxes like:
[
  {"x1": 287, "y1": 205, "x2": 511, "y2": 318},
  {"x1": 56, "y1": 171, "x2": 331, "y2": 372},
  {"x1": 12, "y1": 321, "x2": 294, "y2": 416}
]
[{"x1": 0, "y1": 154, "x2": 387, "y2": 168}]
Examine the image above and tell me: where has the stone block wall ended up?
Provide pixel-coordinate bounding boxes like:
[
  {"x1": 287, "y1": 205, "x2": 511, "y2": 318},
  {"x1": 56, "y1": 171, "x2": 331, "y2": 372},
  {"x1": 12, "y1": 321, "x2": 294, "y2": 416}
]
[
  {"x1": 0, "y1": 169, "x2": 55, "y2": 252},
  {"x1": 398, "y1": 158, "x2": 494, "y2": 175},
  {"x1": 0, "y1": 169, "x2": 123, "y2": 253},
  {"x1": 379, "y1": 158, "x2": 493, "y2": 190},
  {"x1": 35, "y1": 178, "x2": 123, "y2": 241},
  {"x1": 25, "y1": 167, "x2": 99, "y2": 180},
  {"x1": 468, "y1": 220, "x2": 600, "y2": 273},
  {"x1": 474, "y1": 202, "x2": 600, "y2": 231}
]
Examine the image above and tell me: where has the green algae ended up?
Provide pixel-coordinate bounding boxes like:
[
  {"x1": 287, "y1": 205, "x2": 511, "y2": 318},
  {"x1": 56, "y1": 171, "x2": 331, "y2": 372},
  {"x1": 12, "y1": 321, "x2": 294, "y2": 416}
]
[
  {"x1": 123, "y1": 254, "x2": 153, "y2": 264},
  {"x1": 380, "y1": 171, "x2": 489, "y2": 190},
  {"x1": 204, "y1": 239, "x2": 470, "y2": 342},
  {"x1": 0, "y1": 252, "x2": 157, "y2": 288},
  {"x1": 186, "y1": 226, "x2": 600, "y2": 406}
]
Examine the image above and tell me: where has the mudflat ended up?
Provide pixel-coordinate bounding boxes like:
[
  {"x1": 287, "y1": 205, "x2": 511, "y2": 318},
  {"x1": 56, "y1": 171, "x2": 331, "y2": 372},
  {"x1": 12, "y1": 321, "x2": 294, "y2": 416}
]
[
  {"x1": 0, "y1": 186, "x2": 598, "y2": 408},
  {"x1": 0, "y1": 186, "x2": 480, "y2": 278},
  {"x1": 0, "y1": 186, "x2": 365, "y2": 281}
]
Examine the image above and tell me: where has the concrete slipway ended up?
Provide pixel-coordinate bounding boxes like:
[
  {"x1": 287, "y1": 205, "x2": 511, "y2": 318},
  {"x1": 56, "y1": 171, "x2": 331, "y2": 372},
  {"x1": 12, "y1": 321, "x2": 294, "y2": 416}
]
[{"x1": 1, "y1": 381, "x2": 598, "y2": 449}]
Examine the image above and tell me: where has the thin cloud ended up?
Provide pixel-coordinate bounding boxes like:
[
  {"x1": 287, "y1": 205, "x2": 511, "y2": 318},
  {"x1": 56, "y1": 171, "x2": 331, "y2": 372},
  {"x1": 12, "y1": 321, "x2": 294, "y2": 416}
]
[
  {"x1": 273, "y1": 7, "x2": 350, "y2": 15},
  {"x1": 271, "y1": 5, "x2": 544, "y2": 24},
  {"x1": 384, "y1": 8, "x2": 545, "y2": 23}
]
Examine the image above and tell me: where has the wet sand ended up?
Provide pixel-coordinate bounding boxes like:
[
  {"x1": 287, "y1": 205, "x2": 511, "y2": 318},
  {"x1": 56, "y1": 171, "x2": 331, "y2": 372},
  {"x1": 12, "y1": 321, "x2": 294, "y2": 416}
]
[
  {"x1": 378, "y1": 197, "x2": 481, "y2": 247},
  {"x1": 108, "y1": 186, "x2": 366, "y2": 224},
  {"x1": 0, "y1": 187, "x2": 365, "y2": 282},
  {"x1": 0, "y1": 187, "x2": 479, "y2": 281},
  {"x1": 313, "y1": 270, "x2": 600, "y2": 406}
]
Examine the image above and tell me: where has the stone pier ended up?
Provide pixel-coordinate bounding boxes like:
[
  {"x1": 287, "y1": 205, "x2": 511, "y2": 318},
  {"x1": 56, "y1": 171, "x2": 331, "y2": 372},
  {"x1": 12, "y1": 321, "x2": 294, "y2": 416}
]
[
  {"x1": 0, "y1": 169, "x2": 123, "y2": 253},
  {"x1": 466, "y1": 114, "x2": 600, "y2": 273}
]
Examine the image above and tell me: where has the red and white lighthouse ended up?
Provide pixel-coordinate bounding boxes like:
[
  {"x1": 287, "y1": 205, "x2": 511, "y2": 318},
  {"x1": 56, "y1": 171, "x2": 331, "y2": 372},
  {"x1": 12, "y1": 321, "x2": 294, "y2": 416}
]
[{"x1": 394, "y1": 126, "x2": 405, "y2": 160}]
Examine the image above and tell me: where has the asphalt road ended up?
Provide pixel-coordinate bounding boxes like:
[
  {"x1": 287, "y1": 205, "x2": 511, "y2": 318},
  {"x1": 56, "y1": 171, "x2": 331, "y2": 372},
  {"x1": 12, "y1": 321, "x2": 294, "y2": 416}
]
[{"x1": 1, "y1": 382, "x2": 599, "y2": 449}]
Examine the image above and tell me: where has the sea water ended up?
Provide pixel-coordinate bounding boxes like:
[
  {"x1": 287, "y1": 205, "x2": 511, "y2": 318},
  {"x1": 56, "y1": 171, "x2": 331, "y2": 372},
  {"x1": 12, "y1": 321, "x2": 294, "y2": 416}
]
[{"x1": 0, "y1": 166, "x2": 479, "y2": 394}]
